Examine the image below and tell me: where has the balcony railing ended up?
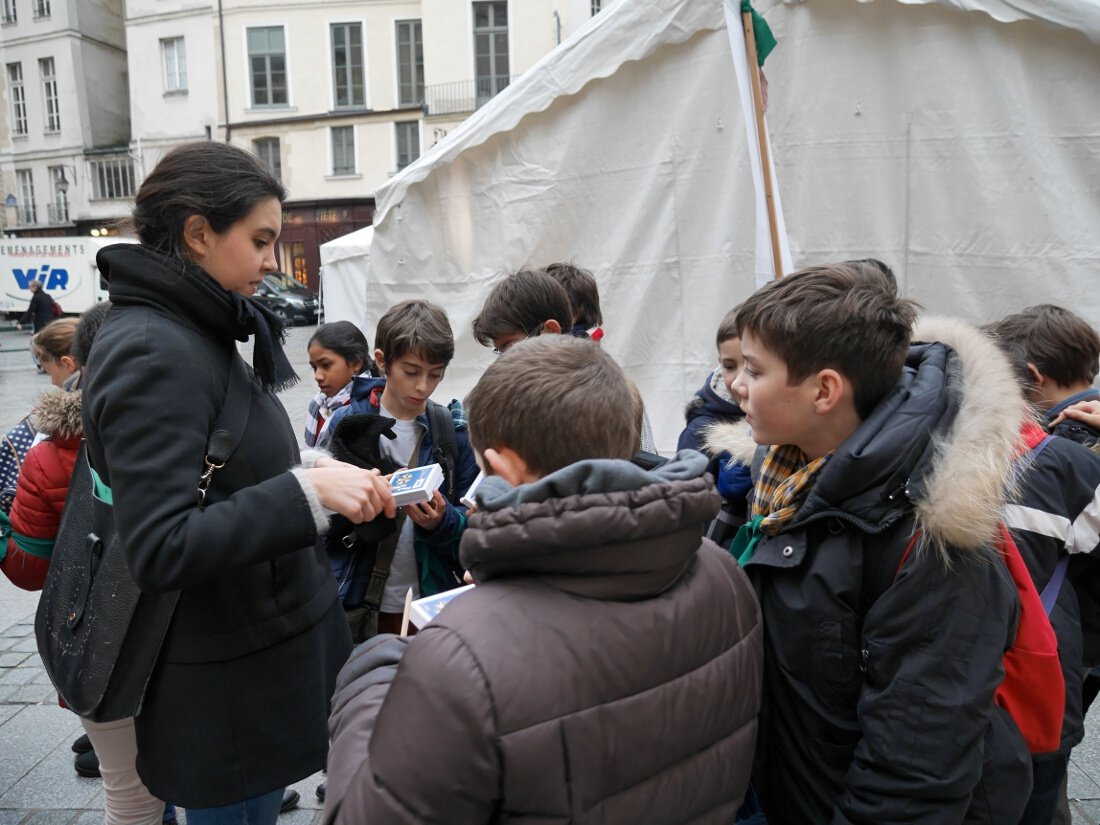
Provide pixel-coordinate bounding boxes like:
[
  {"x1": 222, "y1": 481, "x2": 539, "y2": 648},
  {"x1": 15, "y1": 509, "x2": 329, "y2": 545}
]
[
  {"x1": 423, "y1": 76, "x2": 515, "y2": 117},
  {"x1": 47, "y1": 202, "x2": 69, "y2": 224},
  {"x1": 16, "y1": 207, "x2": 38, "y2": 225}
]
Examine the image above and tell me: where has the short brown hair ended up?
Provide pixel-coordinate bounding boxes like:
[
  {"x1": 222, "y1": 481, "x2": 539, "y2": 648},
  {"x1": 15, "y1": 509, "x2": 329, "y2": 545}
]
[
  {"x1": 985, "y1": 305, "x2": 1100, "y2": 387},
  {"x1": 736, "y1": 263, "x2": 919, "y2": 419},
  {"x1": 374, "y1": 300, "x2": 454, "y2": 368},
  {"x1": 716, "y1": 305, "x2": 740, "y2": 346},
  {"x1": 465, "y1": 335, "x2": 636, "y2": 476},
  {"x1": 31, "y1": 317, "x2": 79, "y2": 363},
  {"x1": 472, "y1": 269, "x2": 573, "y2": 347},
  {"x1": 545, "y1": 262, "x2": 602, "y2": 328}
]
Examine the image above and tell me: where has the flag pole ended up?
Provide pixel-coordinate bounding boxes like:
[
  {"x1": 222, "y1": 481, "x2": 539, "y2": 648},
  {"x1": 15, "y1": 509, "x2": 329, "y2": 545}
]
[{"x1": 742, "y1": 10, "x2": 783, "y2": 280}]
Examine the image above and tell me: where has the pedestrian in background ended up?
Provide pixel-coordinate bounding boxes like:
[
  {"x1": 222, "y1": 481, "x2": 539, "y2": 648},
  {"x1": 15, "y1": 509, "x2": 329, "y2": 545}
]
[{"x1": 16, "y1": 281, "x2": 58, "y2": 333}]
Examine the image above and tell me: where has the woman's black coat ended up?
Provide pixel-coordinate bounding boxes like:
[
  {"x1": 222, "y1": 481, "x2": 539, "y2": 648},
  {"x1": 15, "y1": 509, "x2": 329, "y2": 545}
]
[{"x1": 82, "y1": 245, "x2": 351, "y2": 808}]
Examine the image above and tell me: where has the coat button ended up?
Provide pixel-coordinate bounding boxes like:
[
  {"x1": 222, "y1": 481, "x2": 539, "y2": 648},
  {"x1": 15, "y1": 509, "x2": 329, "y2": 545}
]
[
  {"x1": 68, "y1": 612, "x2": 76, "y2": 621},
  {"x1": 782, "y1": 546, "x2": 794, "y2": 557}
]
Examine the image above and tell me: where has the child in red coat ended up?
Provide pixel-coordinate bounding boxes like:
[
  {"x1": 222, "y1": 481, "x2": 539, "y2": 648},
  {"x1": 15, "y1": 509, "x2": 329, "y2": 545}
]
[{"x1": 0, "y1": 388, "x2": 81, "y2": 588}]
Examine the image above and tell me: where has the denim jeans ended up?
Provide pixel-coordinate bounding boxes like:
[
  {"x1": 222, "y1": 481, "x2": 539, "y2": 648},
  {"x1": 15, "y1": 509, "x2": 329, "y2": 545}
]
[
  {"x1": 183, "y1": 789, "x2": 284, "y2": 825},
  {"x1": 1020, "y1": 753, "x2": 1069, "y2": 825}
]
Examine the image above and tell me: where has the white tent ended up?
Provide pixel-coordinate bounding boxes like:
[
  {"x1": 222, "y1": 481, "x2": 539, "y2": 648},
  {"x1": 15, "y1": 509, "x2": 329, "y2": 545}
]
[
  {"x1": 323, "y1": 0, "x2": 1100, "y2": 451},
  {"x1": 319, "y1": 224, "x2": 373, "y2": 330}
]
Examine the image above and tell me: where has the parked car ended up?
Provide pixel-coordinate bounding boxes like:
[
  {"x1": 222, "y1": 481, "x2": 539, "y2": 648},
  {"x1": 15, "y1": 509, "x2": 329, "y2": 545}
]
[{"x1": 253, "y1": 274, "x2": 319, "y2": 325}]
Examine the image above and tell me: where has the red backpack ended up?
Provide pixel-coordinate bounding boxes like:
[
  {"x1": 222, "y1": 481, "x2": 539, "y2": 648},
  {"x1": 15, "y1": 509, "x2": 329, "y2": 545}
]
[
  {"x1": 993, "y1": 523, "x2": 1065, "y2": 753},
  {"x1": 895, "y1": 526, "x2": 1064, "y2": 754}
]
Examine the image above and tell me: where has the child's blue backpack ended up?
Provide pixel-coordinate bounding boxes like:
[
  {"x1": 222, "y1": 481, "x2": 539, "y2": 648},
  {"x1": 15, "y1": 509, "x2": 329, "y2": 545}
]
[{"x1": 1, "y1": 416, "x2": 38, "y2": 515}]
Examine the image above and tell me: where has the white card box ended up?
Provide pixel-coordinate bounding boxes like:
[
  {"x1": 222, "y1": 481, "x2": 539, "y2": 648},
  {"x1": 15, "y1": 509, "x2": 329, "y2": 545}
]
[
  {"x1": 410, "y1": 584, "x2": 476, "y2": 628},
  {"x1": 389, "y1": 463, "x2": 444, "y2": 506}
]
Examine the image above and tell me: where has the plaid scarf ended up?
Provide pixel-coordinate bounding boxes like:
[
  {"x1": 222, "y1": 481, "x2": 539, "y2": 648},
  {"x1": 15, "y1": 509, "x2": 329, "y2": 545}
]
[
  {"x1": 729, "y1": 444, "x2": 832, "y2": 564},
  {"x1": 303, "y1": 382, "x2": 354, "y2": 447}
]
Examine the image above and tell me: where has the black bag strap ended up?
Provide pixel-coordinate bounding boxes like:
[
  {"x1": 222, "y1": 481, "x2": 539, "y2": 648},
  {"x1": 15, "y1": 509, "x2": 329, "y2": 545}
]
[
  {"x1": 198, "y1": 354, "x2": 253, "y2": 505},
  {"x1": 360, "y1": 520, "x2": 403, "y2": 612},
  {"x1": 427, "y1": 400, "x2": 459, "y2": 501}
]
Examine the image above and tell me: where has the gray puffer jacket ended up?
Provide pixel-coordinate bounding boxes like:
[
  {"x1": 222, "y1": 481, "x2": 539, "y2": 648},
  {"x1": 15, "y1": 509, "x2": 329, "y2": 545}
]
[{"x1": 323, "y1": 451, "x2": 763, "y2": 825}]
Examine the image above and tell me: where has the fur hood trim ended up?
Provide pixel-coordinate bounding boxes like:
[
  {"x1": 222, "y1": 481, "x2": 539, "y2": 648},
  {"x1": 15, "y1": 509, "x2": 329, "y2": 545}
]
[
  {"x1": 702, "y1": 419, "x2": 756, "y2": 466},
  {"x1": 30, "y1": 389, "x2": 83, "y2": 439},
  {"x1": 698, "y1": 317, "x2": 1027, "y2": 552},
  {"x1": 910, "y1": 316, "x2": 1027, "y2": 551}
]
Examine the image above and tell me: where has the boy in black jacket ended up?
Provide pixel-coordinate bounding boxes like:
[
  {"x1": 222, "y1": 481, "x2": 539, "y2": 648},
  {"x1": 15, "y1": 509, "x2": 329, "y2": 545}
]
[{"x1": 708, "y1": 263, "x2": 1032, "y2": 823}]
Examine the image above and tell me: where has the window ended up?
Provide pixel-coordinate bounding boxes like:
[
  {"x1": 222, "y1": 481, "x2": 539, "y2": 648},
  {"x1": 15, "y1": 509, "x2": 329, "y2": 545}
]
[
  {"x1": 33, "y1": 0, "x2": 49, "y2": 18},
  {"x1": 331, "y1": 126, "x2": 355, "y2": 175},
  {"x1": 48, "y1": 166, "x2": 69, "y2": 223},
  {"x1": 279, "y1": 241, "x2": 307, "y2": 285},
  {"x1": 395, "y1": 19, "x2": 423, "y2": 107},
  {"x1": 247, "y1": 26, "x2": 288, "y2": 107},
  {"x1": 591, "y1": 0, "x2": 602, "y2": 14},
  {"x1": 7, "y1": 63, "x2": 27, "y2": 135},
  {"x1": 254, "y1": 137, "x2": 281, "y2": 182},
  {"x1": 473, "y1": 2, "x2": 509, "y2": 105},
  {"x1": 330, "y1": 23, "x2": 365, "y2": 108},
  {"x1": 39, "y1": 57, "x2": 60, "y2": 132},
  {"x1": 395, "y1": 121, "x2": 420, "y2": 171},
  {"x1": 90, "y1": 157, "x2": 136, "y2": 200},
  {"x1": 161, "y1": 37, "x2": 187, "y2": 92},
  {"x1": 2, "y1": 0, "x2": 16, "y2": 24},
  {"x1": 17, "y1": 170, "x2": 36, "y2": 225}
]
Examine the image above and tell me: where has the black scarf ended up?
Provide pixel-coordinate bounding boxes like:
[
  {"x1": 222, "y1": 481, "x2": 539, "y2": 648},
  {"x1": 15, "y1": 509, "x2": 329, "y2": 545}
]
[
  {"x1": 228, "y1": 290, "x2": 299, "y2": 393},
  {"x1": 97, "y1": 244, "x2": 299, "y2": 393}
]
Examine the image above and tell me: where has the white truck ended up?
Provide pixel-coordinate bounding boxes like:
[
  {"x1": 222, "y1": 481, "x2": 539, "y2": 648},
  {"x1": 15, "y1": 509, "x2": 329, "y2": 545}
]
[{"x1": 0, "y1": 237, "x2": 126, "y2": 320}]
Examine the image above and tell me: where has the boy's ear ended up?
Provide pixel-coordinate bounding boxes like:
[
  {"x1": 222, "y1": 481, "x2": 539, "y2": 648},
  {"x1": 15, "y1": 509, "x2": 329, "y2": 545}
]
[
  {"x1": 1027, "y1": 363, "x2": 1046, "y2": 389},
  {"x1": 373, "y1": 348, "x2": 386, "y2": 374},
  {"x1": 541, "y1": 319, "x2": 563, "y2": 336},
  {"x1": 812, "y1": 368, "x2": 849, "y2": 415},
  {"x1": 484, "y1": 447, "x2": 537, "y2": 486},
  {"x1": 182, "y1": 215, "x2": 210, "y2": 260}
]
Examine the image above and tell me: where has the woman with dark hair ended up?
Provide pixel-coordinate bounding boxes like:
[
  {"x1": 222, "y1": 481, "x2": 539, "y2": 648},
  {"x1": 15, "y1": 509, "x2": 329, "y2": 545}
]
[{"x1": 80, "y1": 142, "x2": 395, "y2": 825}]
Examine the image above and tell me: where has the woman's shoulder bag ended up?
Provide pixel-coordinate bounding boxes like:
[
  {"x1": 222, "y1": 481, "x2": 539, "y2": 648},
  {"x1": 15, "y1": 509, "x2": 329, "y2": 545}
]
[{"x1": 35, "y1": 354, "x2": 252, "y2": 722}]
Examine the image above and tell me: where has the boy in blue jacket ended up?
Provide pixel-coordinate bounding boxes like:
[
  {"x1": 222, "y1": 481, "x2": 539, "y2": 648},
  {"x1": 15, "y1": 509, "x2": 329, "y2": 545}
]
[
  {"x1": 678, "y1": 306, "x2": 752, "y2": 538},
  {"x1": 320, "y1": 300, "x2": 478, "y2": 635}
]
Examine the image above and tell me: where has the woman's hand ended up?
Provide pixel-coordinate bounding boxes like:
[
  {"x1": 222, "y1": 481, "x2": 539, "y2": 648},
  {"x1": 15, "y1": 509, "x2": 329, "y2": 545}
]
[
  {"x1": 405, "y1": 489, "x2": 447, "y2": 532},
  {"x1": 303, "y1": 465, "x2": 396, "y2": 523},
  {"x1": 1051, "y1": 399, "x2": 1100, "y2": 429}
]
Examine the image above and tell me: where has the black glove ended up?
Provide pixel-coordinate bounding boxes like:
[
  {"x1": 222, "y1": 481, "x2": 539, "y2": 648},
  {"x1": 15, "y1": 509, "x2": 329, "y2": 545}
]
[{"x1": 329, "y1": 413, "x2": 404, "y2": 475}]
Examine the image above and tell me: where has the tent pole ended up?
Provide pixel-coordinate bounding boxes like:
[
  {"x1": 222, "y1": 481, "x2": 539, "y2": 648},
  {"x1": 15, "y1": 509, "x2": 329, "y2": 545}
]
[{"x1": 742, "y1": 10, "x2": 783, "y2": 280}]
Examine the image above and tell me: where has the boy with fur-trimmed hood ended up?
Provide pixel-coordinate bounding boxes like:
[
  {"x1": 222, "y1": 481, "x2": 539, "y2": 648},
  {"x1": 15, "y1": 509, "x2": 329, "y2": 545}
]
[
  {"x1": 706, "y1": 263, "x2": 1032, "y2": 823},
  {"x1": 322, "y1": 335, "x2": 763, "y2": 824}
]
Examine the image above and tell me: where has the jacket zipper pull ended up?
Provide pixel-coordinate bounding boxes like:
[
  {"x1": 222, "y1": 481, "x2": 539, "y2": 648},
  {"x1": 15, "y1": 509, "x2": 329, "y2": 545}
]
[{"x1": 860, "y1": 648, "x2": 869, "y2": 674}]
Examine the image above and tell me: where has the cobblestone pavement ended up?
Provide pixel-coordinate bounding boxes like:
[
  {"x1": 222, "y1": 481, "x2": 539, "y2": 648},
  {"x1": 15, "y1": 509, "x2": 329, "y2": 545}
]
[{"x1": 5, "y1": 321, "x2": 1100, "y2": 822}]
